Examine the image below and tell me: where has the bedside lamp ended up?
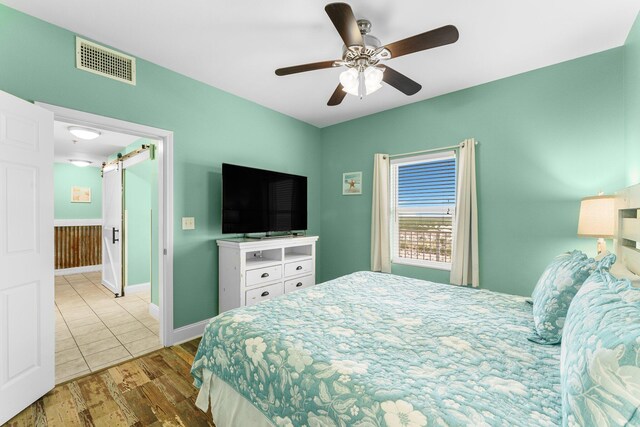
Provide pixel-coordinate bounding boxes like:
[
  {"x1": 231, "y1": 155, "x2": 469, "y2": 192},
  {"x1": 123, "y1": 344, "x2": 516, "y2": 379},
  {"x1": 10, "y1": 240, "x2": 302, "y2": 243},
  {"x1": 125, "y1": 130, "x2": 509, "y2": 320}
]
[{"x1": 577, "y1": 194, "x2": 615, "y2": 254}]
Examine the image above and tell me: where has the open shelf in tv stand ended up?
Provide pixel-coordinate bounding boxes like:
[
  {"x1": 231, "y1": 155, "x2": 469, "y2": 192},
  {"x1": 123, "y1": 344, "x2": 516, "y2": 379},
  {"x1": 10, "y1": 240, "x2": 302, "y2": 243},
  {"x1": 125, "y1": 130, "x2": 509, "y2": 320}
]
[{"x1": 217, "y1": 235, "x2": 318, "y2": 312}]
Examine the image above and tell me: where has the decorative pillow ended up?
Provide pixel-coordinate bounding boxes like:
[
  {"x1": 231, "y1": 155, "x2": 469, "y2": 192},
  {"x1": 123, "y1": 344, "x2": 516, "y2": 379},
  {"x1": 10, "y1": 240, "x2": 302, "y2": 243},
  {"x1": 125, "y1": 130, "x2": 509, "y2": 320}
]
[
  {"x1": 596, "y1": 251, "x2": 640, "y2": 287},
  {"x1": 529, "y1": 251, "x2": 615, "y2": 345},
  {"x1": 561, "y1": 270, "x2": 640, "y2": 426},
  {"x1": 611, "y1": 262, "x2": 640, "y2": 288}
]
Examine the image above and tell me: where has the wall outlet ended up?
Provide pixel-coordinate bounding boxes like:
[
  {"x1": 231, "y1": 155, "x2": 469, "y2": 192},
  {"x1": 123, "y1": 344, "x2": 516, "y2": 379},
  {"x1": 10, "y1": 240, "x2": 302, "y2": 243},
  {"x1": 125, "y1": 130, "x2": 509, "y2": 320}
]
[{"x1": 182, "y1": 217, "x2": 195, "y2": 230}]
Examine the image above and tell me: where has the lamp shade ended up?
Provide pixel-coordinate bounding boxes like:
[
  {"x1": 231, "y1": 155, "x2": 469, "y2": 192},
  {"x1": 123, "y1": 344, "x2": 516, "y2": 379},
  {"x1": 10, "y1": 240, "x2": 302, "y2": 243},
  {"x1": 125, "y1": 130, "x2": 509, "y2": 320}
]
[{"x1": 577, "y1": 195, "x2": 615, "y2": 238}]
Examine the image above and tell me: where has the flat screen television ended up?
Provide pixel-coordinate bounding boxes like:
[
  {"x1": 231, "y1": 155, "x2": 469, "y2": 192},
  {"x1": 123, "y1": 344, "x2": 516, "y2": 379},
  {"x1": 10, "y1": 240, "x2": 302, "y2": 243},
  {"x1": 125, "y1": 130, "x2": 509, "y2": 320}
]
[{"x1": 222, "y1": 163, "x2": 307, "y2": 234}]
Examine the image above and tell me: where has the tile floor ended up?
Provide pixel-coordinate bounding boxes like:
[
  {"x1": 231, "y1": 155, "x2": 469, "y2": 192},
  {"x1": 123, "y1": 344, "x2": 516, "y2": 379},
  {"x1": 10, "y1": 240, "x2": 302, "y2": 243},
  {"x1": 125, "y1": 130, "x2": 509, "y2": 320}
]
[{"x1": 55, "y1": 272, "x2": 161, "y2": 384}]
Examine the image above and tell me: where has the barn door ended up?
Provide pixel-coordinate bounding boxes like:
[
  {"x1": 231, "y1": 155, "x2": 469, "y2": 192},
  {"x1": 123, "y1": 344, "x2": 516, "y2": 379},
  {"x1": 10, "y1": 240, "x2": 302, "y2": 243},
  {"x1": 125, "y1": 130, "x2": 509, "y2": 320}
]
[{"x1": 102, "y1": 163, "x2": 124, "y2": 296}]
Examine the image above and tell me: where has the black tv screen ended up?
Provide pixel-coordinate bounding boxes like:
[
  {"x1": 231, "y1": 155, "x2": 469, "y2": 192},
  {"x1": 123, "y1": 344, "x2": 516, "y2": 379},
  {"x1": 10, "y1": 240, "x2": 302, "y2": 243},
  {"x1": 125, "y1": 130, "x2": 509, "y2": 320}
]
[{"x1": 222, "y1": 163, "x2": 307, "y2": 234}]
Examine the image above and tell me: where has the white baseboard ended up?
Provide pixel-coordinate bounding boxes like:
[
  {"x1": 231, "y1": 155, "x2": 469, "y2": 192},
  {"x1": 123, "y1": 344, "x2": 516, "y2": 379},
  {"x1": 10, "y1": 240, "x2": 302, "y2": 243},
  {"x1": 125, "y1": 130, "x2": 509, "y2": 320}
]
[
  {"x1": 170, "y1": 319, "x2": 210, "y2": 346},
  {"x1": 148, "y1": 303, "x2": 160, "y2": 320},
  {"x1": 125, "y1": 282, "x2": 150, "y2": 294},
  {"x1": 55, "y1": 265, "x2": 102, "y2": 276}
]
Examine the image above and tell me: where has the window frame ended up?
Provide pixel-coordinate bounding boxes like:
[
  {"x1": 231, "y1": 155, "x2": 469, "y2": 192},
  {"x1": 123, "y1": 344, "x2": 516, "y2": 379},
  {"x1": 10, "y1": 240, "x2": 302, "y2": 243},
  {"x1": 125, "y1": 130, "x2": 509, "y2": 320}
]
[{"x1": 390, "y1": 150, "x2": 457, "y2": 271}]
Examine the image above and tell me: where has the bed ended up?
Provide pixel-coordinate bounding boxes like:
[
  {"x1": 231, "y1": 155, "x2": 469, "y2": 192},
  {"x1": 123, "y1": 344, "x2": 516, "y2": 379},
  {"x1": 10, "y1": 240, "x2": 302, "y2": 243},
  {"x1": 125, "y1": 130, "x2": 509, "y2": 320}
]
[{"x1": 191, "y1": 271, "x2": 562, "y2": 427}]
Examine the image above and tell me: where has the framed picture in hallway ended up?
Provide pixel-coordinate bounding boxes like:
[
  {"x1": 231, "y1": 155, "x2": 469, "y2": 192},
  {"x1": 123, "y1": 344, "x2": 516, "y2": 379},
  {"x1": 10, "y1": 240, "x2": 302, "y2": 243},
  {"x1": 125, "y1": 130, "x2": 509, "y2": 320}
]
[
  {"x1": 71, "y1": 186, "x2": 91, "y2": 203},
  {"x1": 343, "y1": 171, "x2": 362, "y2": 195}
]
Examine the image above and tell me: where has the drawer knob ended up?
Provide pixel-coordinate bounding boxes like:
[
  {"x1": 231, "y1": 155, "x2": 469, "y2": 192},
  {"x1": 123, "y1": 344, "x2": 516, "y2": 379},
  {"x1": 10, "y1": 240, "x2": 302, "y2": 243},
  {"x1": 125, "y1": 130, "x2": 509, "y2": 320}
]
[
  {"x1": 261, "y1": 273, "x2": 269, "y2": 278},
  {"x1": 296, "y1": 282, "x2": 303, "y2": 287},
  {"x1": 296, "y1": 266, "x2": 303, "y2": 271},
  {"x1": 261, "y1": 291, "x2": 270, "y2": 297}
]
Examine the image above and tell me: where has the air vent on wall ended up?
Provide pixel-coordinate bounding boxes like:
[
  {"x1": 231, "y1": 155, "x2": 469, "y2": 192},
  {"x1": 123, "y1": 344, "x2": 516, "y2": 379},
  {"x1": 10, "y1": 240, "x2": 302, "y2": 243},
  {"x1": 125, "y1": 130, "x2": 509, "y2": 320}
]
[{"x1": 75, "y1": 37, "x2": 136, "y2": 85}]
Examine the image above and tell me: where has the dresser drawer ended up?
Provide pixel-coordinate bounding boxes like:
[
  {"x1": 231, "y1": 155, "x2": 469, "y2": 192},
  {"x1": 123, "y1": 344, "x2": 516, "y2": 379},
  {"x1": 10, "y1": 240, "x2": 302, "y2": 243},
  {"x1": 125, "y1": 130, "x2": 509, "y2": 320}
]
[
  {"x1": 284, "y1": 259, "x2": 313, "y2": 277},
  {"x1": 246, "y1": 265, "x2": 282, "y2": 287},
  {"x1": 245, "y1": 282, "x2": 283, "y2": 307},
  {"x1": 284, "y1": 275, "x2": 314, "y2": 293}
]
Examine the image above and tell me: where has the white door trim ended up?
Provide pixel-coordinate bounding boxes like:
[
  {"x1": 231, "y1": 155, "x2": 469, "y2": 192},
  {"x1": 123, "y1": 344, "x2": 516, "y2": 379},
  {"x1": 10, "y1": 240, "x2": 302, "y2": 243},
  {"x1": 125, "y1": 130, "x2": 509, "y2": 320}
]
[{"x1": 36, "y1": 102, "x2": 174, "y2": 347}]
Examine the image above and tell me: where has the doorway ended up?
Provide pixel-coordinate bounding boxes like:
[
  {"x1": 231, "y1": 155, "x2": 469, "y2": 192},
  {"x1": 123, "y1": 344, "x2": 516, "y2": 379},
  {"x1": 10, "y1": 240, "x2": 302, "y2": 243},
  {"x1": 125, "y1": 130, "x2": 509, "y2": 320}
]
[{"x1": 41, "y1": 103, "x2": 174, "y2": 384}]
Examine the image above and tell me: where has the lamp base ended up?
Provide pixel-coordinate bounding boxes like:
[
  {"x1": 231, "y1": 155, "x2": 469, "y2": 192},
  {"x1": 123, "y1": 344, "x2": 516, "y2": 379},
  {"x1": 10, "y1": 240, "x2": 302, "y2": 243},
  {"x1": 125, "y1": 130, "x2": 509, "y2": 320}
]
[{"x1": 597, "y1": 238, "x2": 607, "y2": 255}]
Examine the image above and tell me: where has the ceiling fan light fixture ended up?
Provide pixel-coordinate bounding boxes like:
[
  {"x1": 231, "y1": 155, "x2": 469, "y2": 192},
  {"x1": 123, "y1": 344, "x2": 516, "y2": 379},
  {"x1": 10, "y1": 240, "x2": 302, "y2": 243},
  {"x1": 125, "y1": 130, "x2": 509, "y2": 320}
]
[
  {"x1": 69, "y1": 159, "x2": 92, "y2": 167},
  {"x1": 68, "y1": 126, "x2": 101, "y2": 140},
  {"x1": 340, "y1": 67, "x2": 383, "y2": 97}
]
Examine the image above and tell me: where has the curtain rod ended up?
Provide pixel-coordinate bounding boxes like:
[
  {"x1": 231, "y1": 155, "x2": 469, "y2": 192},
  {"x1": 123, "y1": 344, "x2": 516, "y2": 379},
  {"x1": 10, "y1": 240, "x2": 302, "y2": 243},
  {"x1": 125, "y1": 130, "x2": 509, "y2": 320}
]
[{"x1": 387, "y1": 140, "x2": 479, "y2": 159}]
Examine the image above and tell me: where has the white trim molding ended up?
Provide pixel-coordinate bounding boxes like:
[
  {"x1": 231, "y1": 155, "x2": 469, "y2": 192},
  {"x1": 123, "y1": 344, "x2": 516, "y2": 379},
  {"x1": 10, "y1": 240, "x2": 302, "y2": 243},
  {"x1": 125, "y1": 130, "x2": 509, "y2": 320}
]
[
  {"x1": 54, "y1": 219, "x2": 102, "y2": 227},
  {"x1": 37, "y1": 102, "x2": 174, "y2": 348},
  {"x1": 148, "y1": 303, "x2": 160, "y2": 320},
  {"x1": 125, "y1": 282, "x2": 150, "y2": 294},
  {"x1": 55, "y1": 264, "x2": 101, "y2": 276},
  {"x1": 170, "y1": 319, "x2": 210, "y2": 346}
]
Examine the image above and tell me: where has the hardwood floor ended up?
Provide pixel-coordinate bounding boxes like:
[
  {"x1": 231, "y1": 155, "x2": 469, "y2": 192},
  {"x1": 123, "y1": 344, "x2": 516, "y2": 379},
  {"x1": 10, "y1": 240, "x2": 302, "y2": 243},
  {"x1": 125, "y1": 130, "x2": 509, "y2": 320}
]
[{"x1": 4, "y1": 339, "x2": 214, "y2": 427}]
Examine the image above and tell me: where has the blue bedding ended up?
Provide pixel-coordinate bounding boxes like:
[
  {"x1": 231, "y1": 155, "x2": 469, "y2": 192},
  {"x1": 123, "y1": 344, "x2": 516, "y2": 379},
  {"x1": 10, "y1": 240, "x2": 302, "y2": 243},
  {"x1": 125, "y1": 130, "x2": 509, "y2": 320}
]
[{"x1": 191, "y1": 271, "x2": 561, "y2": 426}]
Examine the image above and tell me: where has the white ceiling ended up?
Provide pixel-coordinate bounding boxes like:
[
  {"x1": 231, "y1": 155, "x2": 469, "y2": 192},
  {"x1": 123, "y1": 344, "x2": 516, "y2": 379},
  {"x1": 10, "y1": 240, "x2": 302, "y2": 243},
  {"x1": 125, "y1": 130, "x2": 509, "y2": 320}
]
[
  {"x1": 54, "y1": 120, "x2": 139, "y2": 166},
  {"x1": 6, "y1": 1, "x2": 640, "y2": 127}
]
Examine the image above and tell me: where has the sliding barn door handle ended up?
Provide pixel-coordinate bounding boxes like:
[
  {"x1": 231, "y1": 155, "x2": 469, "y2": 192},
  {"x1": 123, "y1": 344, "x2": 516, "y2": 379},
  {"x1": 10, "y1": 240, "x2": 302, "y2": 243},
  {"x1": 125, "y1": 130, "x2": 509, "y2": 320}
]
[{"x1": 112, "y1": 227, "x2": 119, "y2": 244}]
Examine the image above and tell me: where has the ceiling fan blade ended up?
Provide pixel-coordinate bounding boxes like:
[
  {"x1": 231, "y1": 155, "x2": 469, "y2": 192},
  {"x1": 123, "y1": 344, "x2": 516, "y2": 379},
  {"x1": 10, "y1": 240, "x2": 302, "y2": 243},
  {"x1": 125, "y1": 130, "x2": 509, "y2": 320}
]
[
  {"x1": 382, "y1": 66, "x2": 422, "y2": 96},
  {"x1": 328, "y1": 84, "x2": 347, "y2": 106},
  {"x1": 275, "y1": 60, "x2": 338, "y2": 76},
  {"x1": 384, "y1": 25, "x2": 459, "y2": 59},
  {"x1": 325, "y1": 3, "x2": 364, "y2": 47}
]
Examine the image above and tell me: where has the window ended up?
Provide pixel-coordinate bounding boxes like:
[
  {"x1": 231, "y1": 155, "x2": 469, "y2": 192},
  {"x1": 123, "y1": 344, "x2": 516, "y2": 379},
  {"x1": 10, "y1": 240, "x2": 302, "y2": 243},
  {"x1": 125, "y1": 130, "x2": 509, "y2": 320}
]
[{"x1": 390, "y1": 151, "x2": 456, "y2": 270}]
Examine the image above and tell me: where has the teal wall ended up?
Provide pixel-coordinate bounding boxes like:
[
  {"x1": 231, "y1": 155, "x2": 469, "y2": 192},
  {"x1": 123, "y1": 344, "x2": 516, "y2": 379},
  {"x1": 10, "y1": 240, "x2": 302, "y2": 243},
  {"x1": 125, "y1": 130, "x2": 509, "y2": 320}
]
[
  {"x1": 0, "y1": 5, "x2": 322, "y2": 327},
  {"x1": 319, "y1": 49, "x2": 626, "y2": 296},
  {"x1": 125, "y1": 160, "x2": 151, "y2": 286},
  {"x1": 54, "y1": 163, "x2": 102, "y2": 219},
  {"x1": 3, "y1": 4, "x2": 636, "y2": 323},
  {"x1": 115, "y1": 139, "x2": 160, "y2": 306},
  {"x1": 624, "y1": 13, "x2": 640, "y2": 186}
]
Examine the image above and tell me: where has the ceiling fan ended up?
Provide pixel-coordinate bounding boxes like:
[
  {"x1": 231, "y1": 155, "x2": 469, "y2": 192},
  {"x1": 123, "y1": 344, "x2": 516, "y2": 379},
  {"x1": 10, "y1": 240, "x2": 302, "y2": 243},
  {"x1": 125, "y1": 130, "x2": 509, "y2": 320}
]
[{"x1": 275, "y1": 3, "x2": 459, "y2": 106}]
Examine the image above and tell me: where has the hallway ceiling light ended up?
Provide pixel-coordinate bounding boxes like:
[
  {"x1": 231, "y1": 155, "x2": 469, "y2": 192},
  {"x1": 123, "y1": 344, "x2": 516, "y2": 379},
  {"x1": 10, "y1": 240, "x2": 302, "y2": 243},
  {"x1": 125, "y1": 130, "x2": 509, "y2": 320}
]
[
  {"x1": 69, "y1": 159, "x2": 92, "y2": 167},
  {"x1": 68, "y1": 126, "x2": 101, "y2": 140}
]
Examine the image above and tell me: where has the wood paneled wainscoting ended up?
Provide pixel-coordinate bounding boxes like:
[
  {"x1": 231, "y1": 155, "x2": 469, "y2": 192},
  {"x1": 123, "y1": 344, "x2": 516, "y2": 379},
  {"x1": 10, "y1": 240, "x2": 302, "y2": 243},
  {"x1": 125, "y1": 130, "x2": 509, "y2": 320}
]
[{"x1": 54, "y1": 224, "x2": 102, "y2": 270}]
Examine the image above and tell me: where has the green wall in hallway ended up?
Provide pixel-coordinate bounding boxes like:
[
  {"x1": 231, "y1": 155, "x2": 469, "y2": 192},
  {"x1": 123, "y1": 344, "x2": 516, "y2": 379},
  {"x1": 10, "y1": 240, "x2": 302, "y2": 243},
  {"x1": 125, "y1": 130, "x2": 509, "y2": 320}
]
[
  {"x1": 0, "y1": 5, "x2": 322, "y2": 328},
  {"x1": 319, "y1": 48, "x2": 626, "y2": 296},
  {"x1": 116, "y1": 139, "x2": 160, "y2": 306},
  {"x1": 624, "y1": 12, "x2": 640, "y2": 187},
  {"x1": 54, "y1": 163, "x2": 102, "y2": 219},
  {"x1": 124, "y1": 152, "x2": 152, "y2": 286}
]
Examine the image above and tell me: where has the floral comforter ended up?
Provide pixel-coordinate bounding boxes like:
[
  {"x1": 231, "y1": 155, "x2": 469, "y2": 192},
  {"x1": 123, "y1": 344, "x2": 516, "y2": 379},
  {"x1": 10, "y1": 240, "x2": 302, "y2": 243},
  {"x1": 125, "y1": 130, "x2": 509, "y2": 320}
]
[{"x1": 191, "y1": 272, "x2": 561, "y2": 427}]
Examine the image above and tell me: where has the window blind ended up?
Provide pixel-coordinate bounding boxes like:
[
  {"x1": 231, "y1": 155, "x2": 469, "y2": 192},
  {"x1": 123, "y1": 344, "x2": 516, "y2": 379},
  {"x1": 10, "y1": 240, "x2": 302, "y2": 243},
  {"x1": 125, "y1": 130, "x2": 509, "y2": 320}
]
[
  {"x1": 391, "y1": 151, "x2": 456, "y2": 267},
  {"x1": 397, "y1": 158, "x2": 456, "y2": 207}
]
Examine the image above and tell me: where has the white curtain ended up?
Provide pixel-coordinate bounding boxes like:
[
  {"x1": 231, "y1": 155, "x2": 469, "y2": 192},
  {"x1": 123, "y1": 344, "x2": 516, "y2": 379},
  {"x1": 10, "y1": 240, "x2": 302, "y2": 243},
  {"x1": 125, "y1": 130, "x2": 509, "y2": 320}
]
[
  {"x1": 371, "y1": 153, "x2": 391, "y2": 273},
  {"x1": 450, "y1": 139, "x2": 479, "y2": 287}
]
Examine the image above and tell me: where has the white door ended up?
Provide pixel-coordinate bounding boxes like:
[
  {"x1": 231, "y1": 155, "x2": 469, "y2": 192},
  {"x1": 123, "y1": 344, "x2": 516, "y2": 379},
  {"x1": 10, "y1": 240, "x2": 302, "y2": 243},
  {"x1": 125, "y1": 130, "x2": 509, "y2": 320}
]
[
  {"x1": 102, "y1": 163, "x2": 123, "y2": 296},
  {"x1": 0, "y1": 91, "x2": 54, "y2": 424}
]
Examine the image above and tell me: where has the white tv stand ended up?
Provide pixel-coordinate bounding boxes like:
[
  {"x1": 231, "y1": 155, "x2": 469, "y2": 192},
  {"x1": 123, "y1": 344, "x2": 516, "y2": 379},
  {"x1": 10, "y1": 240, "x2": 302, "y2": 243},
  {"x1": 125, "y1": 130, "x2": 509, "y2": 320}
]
[{"x1": 217, "y1": 235, "x2": 319, "y2": 313}]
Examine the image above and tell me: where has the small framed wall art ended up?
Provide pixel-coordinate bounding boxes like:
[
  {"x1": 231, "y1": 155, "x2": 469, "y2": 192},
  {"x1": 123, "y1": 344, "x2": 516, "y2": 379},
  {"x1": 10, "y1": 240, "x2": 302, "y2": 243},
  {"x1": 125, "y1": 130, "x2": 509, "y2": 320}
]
[
  {"x1": 342, "y1": 171, "x2": 362, "y2": 195},
  {"x1": 71, "y1": 186, "x2": 91, "y2": 203}
]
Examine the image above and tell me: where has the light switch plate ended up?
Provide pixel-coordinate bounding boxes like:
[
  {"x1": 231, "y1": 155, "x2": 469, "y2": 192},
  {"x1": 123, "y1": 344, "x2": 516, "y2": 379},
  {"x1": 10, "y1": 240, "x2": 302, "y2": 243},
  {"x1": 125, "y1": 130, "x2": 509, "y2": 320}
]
[{"x1": 182, "y1": 217, "x2": 195, "y2": 230}]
